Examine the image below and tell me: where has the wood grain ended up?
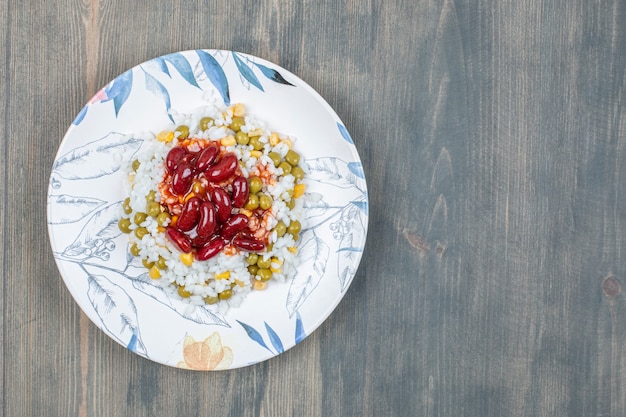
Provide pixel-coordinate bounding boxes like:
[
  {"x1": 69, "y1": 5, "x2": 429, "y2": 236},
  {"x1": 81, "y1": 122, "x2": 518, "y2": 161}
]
[{"x1": 3, "y1": 0, "x2": 626, "y2": 415}]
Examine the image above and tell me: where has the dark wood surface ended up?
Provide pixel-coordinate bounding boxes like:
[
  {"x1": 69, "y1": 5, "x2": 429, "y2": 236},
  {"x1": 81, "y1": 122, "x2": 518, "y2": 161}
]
[{"x1": 3, "y1": 0, "x2": 626, "y2": 415}]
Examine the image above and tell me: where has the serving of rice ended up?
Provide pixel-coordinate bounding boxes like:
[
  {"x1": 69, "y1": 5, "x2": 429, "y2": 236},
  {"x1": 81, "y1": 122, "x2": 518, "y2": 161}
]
[{"x1": 118, "y1": 100, "x2": 307, "y2": 310}]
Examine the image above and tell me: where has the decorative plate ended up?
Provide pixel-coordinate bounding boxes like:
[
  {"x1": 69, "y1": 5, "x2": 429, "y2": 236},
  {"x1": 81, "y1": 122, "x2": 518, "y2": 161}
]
[{"x1": 47, "y1": 50, "x2": 368, "y2": 370}]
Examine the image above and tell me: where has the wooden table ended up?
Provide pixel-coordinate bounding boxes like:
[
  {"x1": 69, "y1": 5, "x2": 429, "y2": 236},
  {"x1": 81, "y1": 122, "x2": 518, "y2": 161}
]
[{"x1": 3, "y1": 0, "x2": 626, "y2": 415}]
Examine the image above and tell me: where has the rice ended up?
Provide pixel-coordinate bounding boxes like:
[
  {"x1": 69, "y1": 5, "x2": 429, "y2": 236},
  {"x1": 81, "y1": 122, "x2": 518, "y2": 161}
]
[{"x1": 119, "y1": 100, "x2": 306, "y2": 309}]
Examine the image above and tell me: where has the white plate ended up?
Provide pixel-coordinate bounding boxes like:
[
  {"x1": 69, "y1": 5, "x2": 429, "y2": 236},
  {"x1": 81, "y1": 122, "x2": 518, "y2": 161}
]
[{"x1": 47, "y1": 50, "x2": 368, "y2": 370}]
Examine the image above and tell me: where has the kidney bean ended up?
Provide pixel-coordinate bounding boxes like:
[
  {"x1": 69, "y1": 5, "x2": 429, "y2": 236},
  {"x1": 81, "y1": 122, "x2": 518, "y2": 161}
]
[
  {"x1": 166, "y1": 146, "x2": 187, "y2": 173},
  {"x1": 172, "y1": 161, "x2": 194, "y2": 195},
  {"x1": 196, "y1": 201, "x2": 217, "y2": 238},
  {"x1": 220, "y1": 214, "x2": 249, "y2": 240},
  {"x1": 195, "y1": 145, "x2": 219, "y2": 172},
  {"x1": 196, "y1": 236, "x2": 226, "y2": 261},
  {"x1": 206, "y1": 153, "x2": 238, "y2": 182},
  {"x1": 208, "y1": 187, "x2": 232, "y2": 223},
  {"x1": 176, "y1": 196, "x2": 202, "y2": 232},
  {"x1": 231, "y1": 176, "x2": 249, "y2": 208},
  {"x1": 232, "y1": 235, "x2": 265, "y2": 252},
  {"x1": 166, "y1": 227, "x2": 192, "y2": 253}
]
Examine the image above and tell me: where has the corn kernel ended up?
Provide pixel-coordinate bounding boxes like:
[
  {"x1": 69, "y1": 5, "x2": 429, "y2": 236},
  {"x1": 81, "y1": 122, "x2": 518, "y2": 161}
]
[
  {"x1": 288, "y1": 246, "x2": 297, "y2": 254},
  {"x1": 149, "y1": 265, "x2": 161, "y2": 279},
  {"x1": 250, "y1": 150, "x2": 263, "y2": 158},
  {"x1": 270, "y1": 257, "x2": 283, "y2": 273},
  {"x1": 214, "y1": 271, "x2": 231, "y2": 280},
  {"x1": 156, "y1": 130, "x2": 175, "y2": 143},
  {"x1": 231, "y1": 103, "x2": 246, "y2": 117},
  {"x1": 180, "y1": 252, "x2": 194, "y2": 266},
  {"x1": 269, "y1": 133, "x2": 280, "y2": 146},
  {"x1": 184, "y1": 192, "x2": 196, "y2": 202},
  {"x1": 293, "y1": 183, "x2": 306, "y2": 199},
  {"x1": 234, "y1": 279, "x2": 245, "y2": 287},
  {"x1": 248, "y1": 128, "x2": 264, "y2": 137},
  {"x1": 252, "y1": 280, "x2": 267, "y2": 291},
  {"x1": 170, "y1": 215, "x2": 179, "y2": 227},
  {"x1": 192, "y1": 181, "x2": 203, "y2": 193},
  {"x1": 239, "y1": 209, "x2": 252, "y2": 217},
  {"x1": 282, "y1": 137, "x2": 293, "y2": 149},
  {"x1": 157, "y1": 226, "x2": 165, "y2": 233},
  {"x1": 221, "y1": 135, "x2": 236, "y2": 146}
]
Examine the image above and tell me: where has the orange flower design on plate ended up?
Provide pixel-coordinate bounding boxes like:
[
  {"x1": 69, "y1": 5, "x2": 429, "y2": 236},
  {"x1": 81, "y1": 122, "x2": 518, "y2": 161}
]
[{"x1": 177, "y1": 332, "x2": 233, "y2": 370}]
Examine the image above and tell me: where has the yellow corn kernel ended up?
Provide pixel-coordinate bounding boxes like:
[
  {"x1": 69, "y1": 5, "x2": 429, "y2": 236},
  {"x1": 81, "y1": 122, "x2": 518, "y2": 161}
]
[
  {"x1": 214, "y1": 271, "x2": 231, "y2": 280},
  {"x1": 221, "y1": 135, "x2": 236, "y2": 146},
  {"x1": 239, "y1": 208, "x2": 252, "y2": 217},
  {"x1": 192, "y1": 181, "x2": 203, "y2": 194},
  {"x1": 293, "y1": 183, "x2": 306, "y2": 199},
  {"x1": 282, "y1": 137, "x2": 293, "y2": 149},
  {"x1": 269, "y1": 132, "x2": 280, "y2": 146},
  {"x1": 184, "y1": 192, "x2": 196, "y2": 202},
  {"x1": 231, "y1": 103, "x2": 246, "y2": 117},
  {"x1": 157, "y1": 226, "x2": 165, "y2": 233},
  {"x1": 170, "y1": 215, "x2": 179, "y2": 227},
  {"x1": 234, "y1": 279, "x2": 245, "y2": 287},
  {"x1": 248, "y1": 128, "x2": 264, "y2": 137},
  {"x1": 149, "y1": 265, "x2": 161, "y2": 279},
  {"x1": 250, "y1": 150, "x2": 263, "y2": 158},
  {"x1": 287, "y1": 246, "x2": 297, "y2": 254},
  {"x1": 156, "y1": 130, "x2": 175, "y2": 143},
  {"x1": 270, "y1": 257, "x2": 283, "y2": 273},
  {"x1": 180, "y1": 252, "x2": 194, "y2": 266},
  {"x1": 252, "y1": 280, "x2": 267, "y2": 291}
]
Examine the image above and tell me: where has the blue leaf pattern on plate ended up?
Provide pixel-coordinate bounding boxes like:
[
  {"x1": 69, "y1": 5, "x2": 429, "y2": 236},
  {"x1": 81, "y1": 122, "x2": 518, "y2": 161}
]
[
  {"x1": 162, "y1": 53, "x2": 200, "y2": 89},
  {"x1": 104, "y1": 69, "x2": 132, "y2": 116},
  {"x1": 144, "y1": 70, "x2": 174, "y2": 123},
  {"x1": 47, "y1": 195, "x2": 107, "y2": 224},
  {"x1": 347, "y1": 161, "x2": 366, "y2": 179},
  {"x1": 295, "y1": 311, "x2": 306, "y2": 344},
  {"x1": 306, "y1": 157, "x2": 366, "y2": 193},
  {"x1": 86, "y1": 271, "x2": 147, "y2": 356},
  {"x1": 237, "y1": 320, "x2": 272, "y2": 353},
  {"x1": 337, "y1": 122, "x2": 354, "y2": 144},
  {"x1": 196, "y1": 50, "x2": 230, "y2": 105},
  {"x1": 73, "y1": 106, "x2": 88, "y2": 125},
  {"x1": 60, "y1": 202, "x2": 121, "y2": 261},
  {"x1": 253, "y1": 62, "x2": 294, "y2": 86},
  {"x1": 52, "y1": 132, "x2": 142, "y2": 180},
  {"x1": 232, "y1": 52, "x2": 264, "y2": 92},
  {"x1": 264, "y1": 322, "x2": 284, "y2": 353}
]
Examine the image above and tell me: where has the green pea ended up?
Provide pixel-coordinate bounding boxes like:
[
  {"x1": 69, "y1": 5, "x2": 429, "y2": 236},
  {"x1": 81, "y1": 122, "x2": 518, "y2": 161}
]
[
  {"x1": 156, "y1": 212, "x2": 171, "y2": 227},
  {"x1": 287, "y1": 220, "x2": 301, "y2": 238},
  {"x1": 249, "y1": 136, "x2": 263, "y2": 151},
  {"x1": 178, "y1": 286, "x2": 192, "y2": 298},
  {"x1": 118, "y1": 218, "x2": 132, "y2": 233},
  {"x1": 278, "y1": 161, "x2": 292, "y2": 175},
  {"x1": 199, "y1": 117, "x2": 214, "y2": 130},
  {"x1": 134, "y1": 212, "x2": 147, "y2": 225},
  {"x1": 147, "y1": 201, "x2": 161, "y2": 218},
  {"x1": 156, "y1": 256, "x2": 168, "y2": 270},
  {"x1": 285, "y1": 150, "x2": 300, "y2": 166},
  {"x1": 142, "y1": 258, "x2": 155, "y2": 269},
  {"x1": 130, "y1": 243, "x2": 141, "y2": 256},
  {"x1": 246, "y1": 253, "x2": 259, "y2": 265},
  {"x1": 291, "y1": 166, "x2": 305, "y2": 182},
  {"x1": 268, "y1": 151, "x2": 281, "y2": 166},
  {"x1": 285, "y1": 197, "x2": 295, "y2": 210},
  {"x1": 123, "y1": 197, "x2": 132, "y2": 215},
  {"x1": 218, "y1": 289, "x2": 233, "y2": 300},
  {"x1": 245, "y1": 194, "x2": 259, "y2": 210},
  {"x1": 248, "y1": 265, "x2": 259, "y2": 276},
  {"x1": 259, "y1": 194, "x2": 273, "y2": 210},
  {"x1": 146, "y1": 190, "x2": 156, "y2": 203},
  {"x1": 248, "y1": 176, "x2": 263, "y2": 193},
  {"x1": 134, "y1": 227, "x2": 148, "y2": 239},
  {"x1": 229, "y1": 116, "x2": 245, "y2": 132},
  {"x1": 256, "y1": 256, "x2": 271, "y2": 269},
  {"x1": 274, "y1": 221, "x2": 287, "y2": 237},
  {"x1": 204, "y1": 295, "x2": 219, "y2": 305},
  {"x1": 257, "y1": 268, "x2": 272, "y2": 282},
  {"x1": 132, "y1": 159, "x2": 141, "y2": 171},
  {"x1": 235, "y1": 131, "x2": 249, "y2": 145},
  {"x1": 175, "y1": 125, "x2": 190, "y2": 140}
]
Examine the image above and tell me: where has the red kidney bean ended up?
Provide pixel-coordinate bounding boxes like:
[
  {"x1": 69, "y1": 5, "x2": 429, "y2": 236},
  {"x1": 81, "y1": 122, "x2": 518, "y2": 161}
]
[
  {"x1": 232, "y1": 235, "x2": 265, "y2": 252},
  {"x1": 196, "y1": 201, "x2": 217, "y2": 238},
  {"x1": 166, "y1": 227, "x2": 192, "y2": 253},
  {"x1": 231, "y1": 176, "x2": 249, "y2": 208},
  {"x1": 206, "y1": 153, "x2": 238, "y2": 182},
  {"x1": 179, "y1": 151, "x2": 198, "y2": 168},
  {"x1": 196, "y1": 236, "x2": 226, "y2": 261},
  {"x1": 220, "y1": 214, "x2": 249, "y2": 240},
  {"x1": 166, "y1": 147, "x2": 187, "y2": 173},
  {"x1": 208, "y1": 187, "x2": 232, "y2": 223},
  {"x1": 172, "y1": 161, "x2": 194, "y2": 195},
  {"x1": 195, "y1": 145, "x2": 219, "y2": 172},
  {"x1": 176, "y1": 196, "x2": 202, "y2": 232}
]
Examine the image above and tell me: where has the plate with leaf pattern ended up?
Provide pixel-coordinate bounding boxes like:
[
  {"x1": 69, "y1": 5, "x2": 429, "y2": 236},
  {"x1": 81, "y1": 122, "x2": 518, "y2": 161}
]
[{"x1": 47, "y1": 50, "x2": 368, "y2": 369}]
